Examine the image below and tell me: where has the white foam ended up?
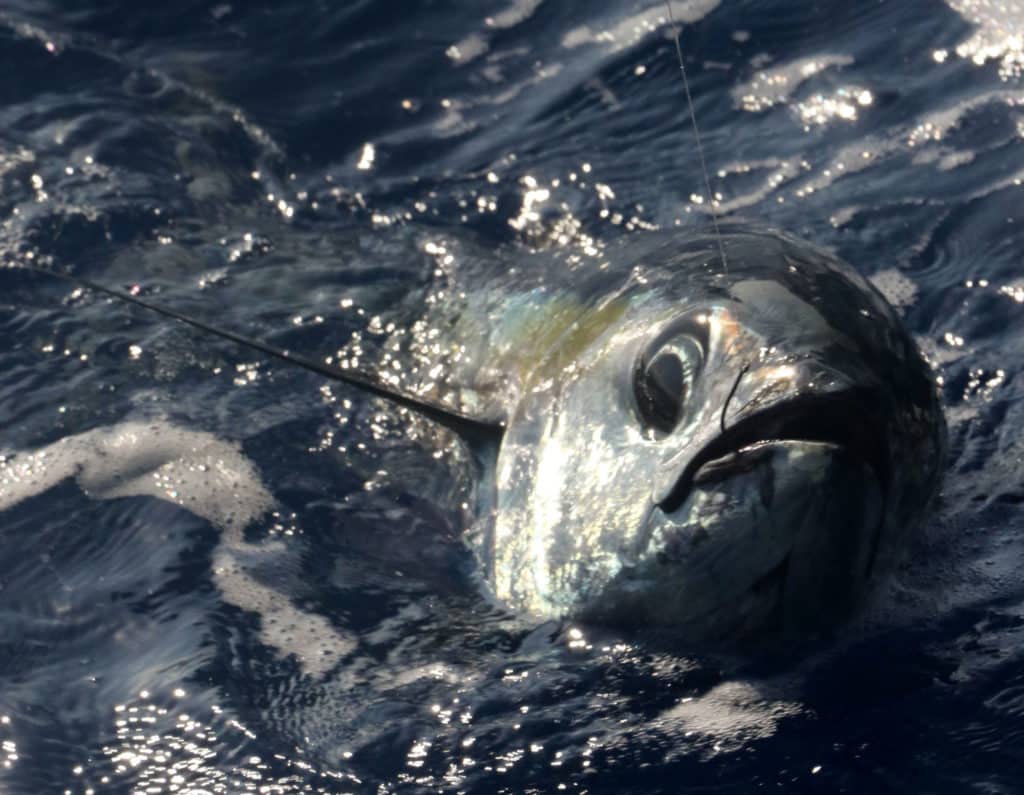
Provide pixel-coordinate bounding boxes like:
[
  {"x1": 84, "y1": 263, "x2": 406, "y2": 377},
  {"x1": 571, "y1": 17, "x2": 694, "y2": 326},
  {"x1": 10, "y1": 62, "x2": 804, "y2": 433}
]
[
  {"x1": 1, "y1": 420, "x2": 272, "y2": 525},
  {"x1": 562, "y1": 0, "x2": 721, "y2": 52},
  {"x1": 869, "y1": 268, "x2": 919, "y2": 310},
  {"x1": 945, "y1": 0, "x2": 1024, "y2": 80},
  {"x1": 0, "y1": 419, "x2": 354, "y2": 677},
  {"x1": 658, "y1": 680, "x2": 802, "y2": 751},
  {"x1": 732, "y1": 54, "x2": 854, "y2": 114}
]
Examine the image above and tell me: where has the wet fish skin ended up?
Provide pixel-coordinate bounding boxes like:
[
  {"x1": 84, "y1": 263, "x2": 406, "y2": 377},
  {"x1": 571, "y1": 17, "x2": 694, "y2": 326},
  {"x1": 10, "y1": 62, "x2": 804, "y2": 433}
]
[{"x1": 467, "y1": 226, "x2": 945, "y2": 641}]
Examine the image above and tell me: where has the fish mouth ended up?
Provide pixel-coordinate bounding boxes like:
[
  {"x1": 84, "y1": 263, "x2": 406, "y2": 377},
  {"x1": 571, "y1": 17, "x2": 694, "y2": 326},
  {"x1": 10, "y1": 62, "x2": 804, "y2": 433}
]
[
  {"x1": 658, "y1": 389, "x2": 889, "y2": 515},
  {"x1": 622, "y1": 389, "x2": 891, "y2": 640}
]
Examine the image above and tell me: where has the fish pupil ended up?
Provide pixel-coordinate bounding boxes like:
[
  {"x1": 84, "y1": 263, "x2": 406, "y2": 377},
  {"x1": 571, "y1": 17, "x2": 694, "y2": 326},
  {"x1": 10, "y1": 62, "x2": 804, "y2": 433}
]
[{"x1": 636, "y1": 351, "x2": 687, "y2": 434}]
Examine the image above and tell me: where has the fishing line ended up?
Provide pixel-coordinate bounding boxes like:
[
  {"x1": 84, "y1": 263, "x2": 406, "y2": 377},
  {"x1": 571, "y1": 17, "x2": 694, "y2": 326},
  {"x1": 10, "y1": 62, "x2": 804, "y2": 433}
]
[
  {"x1": 664, "y1": 1, "x2": 728, "y2": 272},
  {"x1": 9, "y1": 263, "x2": 504, "y2": 448},
  {"x1": 720, "y1": 361, "x2": 750, "y2": 433}
]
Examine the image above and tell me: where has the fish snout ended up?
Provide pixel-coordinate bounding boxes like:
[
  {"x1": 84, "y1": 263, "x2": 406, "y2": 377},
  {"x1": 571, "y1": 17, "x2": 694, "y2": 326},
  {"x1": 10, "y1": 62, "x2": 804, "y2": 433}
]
[{"x1": 622, "y1": 361, "x2": 896, "y2": 638}]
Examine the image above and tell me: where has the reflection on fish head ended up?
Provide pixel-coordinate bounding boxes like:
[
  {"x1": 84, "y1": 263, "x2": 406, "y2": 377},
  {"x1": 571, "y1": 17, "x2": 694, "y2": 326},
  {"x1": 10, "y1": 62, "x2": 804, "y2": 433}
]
[{"x1": 487, "y1": 229, "x2": 946, "y2": 643}]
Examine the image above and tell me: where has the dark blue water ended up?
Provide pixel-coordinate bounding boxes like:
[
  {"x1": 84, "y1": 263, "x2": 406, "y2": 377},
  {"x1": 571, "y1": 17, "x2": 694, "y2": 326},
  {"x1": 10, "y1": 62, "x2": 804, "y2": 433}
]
[{"x1": 1, "y1": 1, "x2": 1023, "y2": 792}]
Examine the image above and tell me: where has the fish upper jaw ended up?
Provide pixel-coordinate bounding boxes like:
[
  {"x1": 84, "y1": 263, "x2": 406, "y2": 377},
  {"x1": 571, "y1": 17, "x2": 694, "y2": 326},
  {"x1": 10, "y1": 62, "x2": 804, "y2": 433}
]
[
  {"x1": 656, "y1": 387, "x2": 890, "y2": 516},
  {"x1": 650, "y1": 347, "x2": 887, "y2": 510}
]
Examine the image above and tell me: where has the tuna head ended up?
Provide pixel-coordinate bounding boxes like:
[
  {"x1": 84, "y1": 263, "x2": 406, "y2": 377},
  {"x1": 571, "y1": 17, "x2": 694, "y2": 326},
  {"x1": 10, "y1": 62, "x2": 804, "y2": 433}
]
[{"x1": 484, "y1": 229, "x2": 946, "y2": 642}]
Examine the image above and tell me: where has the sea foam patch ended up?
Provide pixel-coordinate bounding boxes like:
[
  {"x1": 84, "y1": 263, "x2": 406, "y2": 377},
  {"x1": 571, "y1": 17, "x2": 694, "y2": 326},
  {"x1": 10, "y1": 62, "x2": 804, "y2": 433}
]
[{"x1": 0, "y1": 420, "x2": 354, "y2": 677}]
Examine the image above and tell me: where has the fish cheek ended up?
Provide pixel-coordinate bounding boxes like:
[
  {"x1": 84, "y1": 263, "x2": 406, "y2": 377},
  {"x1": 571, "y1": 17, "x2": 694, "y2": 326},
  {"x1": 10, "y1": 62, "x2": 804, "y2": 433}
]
[{"x1": 488, "y1": 361, "x2": 664, "y2": 618}]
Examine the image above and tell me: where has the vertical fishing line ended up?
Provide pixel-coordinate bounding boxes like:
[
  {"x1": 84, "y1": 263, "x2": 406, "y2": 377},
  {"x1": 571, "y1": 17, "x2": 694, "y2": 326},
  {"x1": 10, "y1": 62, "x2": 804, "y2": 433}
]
[
  {"x1": 665, "y1": 1, "x2": 728, "y2": 272},
  {"x1": 720, "y1": 361, "x2": 750, "y2": 433}
]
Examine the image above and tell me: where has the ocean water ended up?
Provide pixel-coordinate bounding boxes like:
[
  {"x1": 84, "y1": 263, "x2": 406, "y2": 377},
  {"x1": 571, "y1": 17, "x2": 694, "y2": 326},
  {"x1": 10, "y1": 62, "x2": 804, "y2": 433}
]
[{"x1": 1, "y1": 1, "x2": 1023, "y2": 792}]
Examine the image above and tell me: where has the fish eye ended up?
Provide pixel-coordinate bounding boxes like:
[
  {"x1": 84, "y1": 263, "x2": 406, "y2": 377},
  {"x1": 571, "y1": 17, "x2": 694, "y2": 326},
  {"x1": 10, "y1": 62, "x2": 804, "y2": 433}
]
[{"x1": 633, "y1": 337, "x2": 701, "y2": 435}]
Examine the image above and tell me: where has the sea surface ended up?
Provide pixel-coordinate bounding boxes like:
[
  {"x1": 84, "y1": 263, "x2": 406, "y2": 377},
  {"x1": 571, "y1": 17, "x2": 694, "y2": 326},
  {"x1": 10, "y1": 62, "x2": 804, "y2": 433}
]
[{"x1": 1, "y1": 1, "x2": 1023, "y2": 792}]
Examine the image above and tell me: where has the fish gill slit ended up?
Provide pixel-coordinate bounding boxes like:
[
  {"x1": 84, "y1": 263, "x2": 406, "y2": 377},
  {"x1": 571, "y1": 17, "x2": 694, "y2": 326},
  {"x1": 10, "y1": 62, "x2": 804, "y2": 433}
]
[{"x1": 664, "y1": 1, "x2": 728, "y2": 274}]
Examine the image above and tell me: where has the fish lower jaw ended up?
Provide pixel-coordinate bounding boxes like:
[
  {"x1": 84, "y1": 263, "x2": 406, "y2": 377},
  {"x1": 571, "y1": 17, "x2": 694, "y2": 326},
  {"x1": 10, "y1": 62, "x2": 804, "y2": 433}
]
[{"x1": 585, "y1": 440, "x2": 886, "y2": 643}]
